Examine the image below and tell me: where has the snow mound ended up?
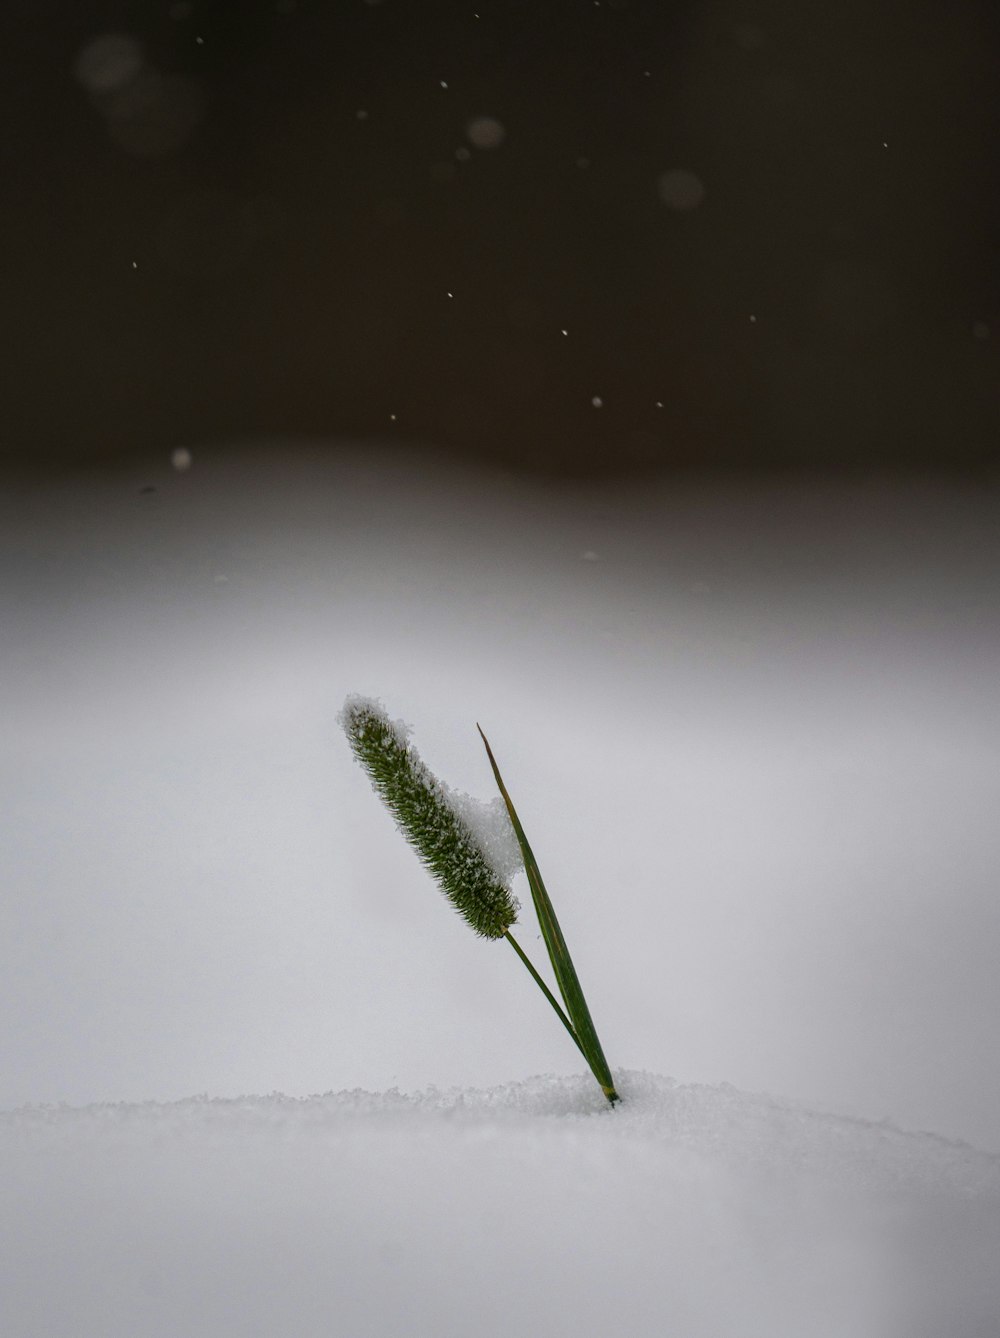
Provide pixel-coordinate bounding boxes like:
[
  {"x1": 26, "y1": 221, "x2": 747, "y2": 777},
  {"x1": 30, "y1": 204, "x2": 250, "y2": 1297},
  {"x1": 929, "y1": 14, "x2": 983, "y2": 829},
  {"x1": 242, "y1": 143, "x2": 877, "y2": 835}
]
[{"x1": 3, "y1": 1072, "x2": 998, "y2": 1338}]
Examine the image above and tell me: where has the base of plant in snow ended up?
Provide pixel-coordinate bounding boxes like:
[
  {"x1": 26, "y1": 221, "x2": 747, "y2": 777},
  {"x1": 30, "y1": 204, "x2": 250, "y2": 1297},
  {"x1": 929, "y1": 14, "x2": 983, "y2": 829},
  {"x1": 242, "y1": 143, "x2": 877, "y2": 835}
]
[{"x1": 3, "y1": 1072, "x2": 998, "y2": 1337}]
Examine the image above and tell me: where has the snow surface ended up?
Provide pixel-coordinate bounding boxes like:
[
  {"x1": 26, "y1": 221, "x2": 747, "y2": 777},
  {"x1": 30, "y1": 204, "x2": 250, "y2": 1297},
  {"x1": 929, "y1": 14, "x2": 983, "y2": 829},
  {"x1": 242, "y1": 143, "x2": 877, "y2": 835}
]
[
  {"x1": 3, "y1": 1071, "x2": 998, "y2": 1338},
  {"x1": 3, "y1": 446, "x2": 999, "y2": 1160}
]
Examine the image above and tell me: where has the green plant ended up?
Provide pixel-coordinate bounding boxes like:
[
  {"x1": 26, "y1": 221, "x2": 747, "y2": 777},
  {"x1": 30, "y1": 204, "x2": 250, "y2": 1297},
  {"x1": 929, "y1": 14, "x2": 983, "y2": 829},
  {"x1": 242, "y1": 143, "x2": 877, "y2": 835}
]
[{"x1": 340, "y1": 696, "x2": 619, "y2": 1105}]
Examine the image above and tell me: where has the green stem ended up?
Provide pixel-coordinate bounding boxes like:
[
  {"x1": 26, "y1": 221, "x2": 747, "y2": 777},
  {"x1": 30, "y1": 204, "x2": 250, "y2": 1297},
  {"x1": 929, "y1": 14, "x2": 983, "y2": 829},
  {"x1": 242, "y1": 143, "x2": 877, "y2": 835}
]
[{"x1": 504, "y1": 930, "x2": 590, "y2": 1064}]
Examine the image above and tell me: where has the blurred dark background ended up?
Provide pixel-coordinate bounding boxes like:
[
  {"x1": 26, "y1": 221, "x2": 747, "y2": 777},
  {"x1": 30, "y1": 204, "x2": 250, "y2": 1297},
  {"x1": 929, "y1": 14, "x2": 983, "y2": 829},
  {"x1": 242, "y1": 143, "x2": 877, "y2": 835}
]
[{"x1": 3, "y1": 0, "x2": 998, "y2": 478}]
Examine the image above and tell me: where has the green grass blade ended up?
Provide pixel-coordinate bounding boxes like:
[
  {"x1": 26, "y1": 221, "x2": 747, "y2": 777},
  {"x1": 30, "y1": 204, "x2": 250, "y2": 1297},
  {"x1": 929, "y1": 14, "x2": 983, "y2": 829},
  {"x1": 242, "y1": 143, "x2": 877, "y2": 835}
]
[{"x1": 479, "y1": 727, "x2": 620, "y2": 1105}]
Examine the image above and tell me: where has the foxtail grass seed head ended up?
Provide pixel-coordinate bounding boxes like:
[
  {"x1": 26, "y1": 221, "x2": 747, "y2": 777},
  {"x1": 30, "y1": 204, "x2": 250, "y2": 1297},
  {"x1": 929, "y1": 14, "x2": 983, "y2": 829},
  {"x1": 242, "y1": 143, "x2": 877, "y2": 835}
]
[{"x1": 340, "y1": 696, "x2": 521, "y2": 939}]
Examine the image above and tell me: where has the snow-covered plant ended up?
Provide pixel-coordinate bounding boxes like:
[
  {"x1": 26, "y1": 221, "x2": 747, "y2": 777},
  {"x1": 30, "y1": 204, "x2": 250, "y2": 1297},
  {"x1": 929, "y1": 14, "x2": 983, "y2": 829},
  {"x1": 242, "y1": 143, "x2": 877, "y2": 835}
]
[
  {"x1": 339, "y1": 697, "x2": 519, "y2": 939},
  {"x1": 340, "y1": 696, "x2": 620, "y2": 1106}
]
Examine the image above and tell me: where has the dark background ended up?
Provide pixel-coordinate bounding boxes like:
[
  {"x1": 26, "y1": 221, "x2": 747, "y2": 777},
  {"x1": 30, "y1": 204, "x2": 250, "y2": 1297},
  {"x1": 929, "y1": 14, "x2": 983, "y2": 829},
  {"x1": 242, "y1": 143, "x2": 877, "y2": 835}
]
[{"x1": 4, "y1": 0, "x2": 998, "y2": 478}]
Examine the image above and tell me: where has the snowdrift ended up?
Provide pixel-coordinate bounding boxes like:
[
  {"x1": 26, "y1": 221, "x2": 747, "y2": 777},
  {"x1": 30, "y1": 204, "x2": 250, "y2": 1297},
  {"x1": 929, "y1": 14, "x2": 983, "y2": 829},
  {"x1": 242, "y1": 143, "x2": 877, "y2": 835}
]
[{"x1": 3, "y1": 1071, "x2": 998, "y2": 1337}]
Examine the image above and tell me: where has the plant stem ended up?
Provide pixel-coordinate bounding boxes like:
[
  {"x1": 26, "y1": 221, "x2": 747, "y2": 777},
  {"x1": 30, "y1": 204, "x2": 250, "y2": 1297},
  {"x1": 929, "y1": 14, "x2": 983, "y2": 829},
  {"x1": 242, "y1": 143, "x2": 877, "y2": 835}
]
[{"x1": 504, "y1": 931, "x2": 590, "y2": 1064}]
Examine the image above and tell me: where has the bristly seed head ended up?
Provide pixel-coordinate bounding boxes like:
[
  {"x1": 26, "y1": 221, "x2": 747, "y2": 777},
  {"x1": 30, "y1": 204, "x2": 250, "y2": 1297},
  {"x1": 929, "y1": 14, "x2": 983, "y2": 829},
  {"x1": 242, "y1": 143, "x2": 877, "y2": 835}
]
[{"x1": 340, "y1": 696, "x2": 520, "y2": 939}]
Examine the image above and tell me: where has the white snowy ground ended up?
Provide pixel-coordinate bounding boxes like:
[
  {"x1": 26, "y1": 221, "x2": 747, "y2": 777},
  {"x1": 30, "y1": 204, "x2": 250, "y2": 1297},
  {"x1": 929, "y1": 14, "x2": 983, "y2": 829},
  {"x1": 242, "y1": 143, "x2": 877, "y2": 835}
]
[
  {"x1": 3, "y1": 444, "x2": 999, "y2": 1334},
  {"x1": 3, "y1": 1071, "x2": 999, "y2": 1337}
]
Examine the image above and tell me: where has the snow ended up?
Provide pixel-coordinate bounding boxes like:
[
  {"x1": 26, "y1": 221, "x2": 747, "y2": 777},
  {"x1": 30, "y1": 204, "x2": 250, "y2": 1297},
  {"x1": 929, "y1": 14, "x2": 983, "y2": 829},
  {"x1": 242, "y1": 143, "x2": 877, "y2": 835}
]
[
  {"x1": 2, "y1": 444, "x2": 999, "y2": 1152},
  {"x1": 339, "y1": 691, "x2": 414, "y2": 751},
  {"x1": 3, "y1": 444, "x2": 1000, "y2": 1332},
  {"x1": 445, "y1": 787, "x2": 523, "y2": 883},
  {"x1": 3, "y1": 1071, "x2": 998, "y2": 1337}
]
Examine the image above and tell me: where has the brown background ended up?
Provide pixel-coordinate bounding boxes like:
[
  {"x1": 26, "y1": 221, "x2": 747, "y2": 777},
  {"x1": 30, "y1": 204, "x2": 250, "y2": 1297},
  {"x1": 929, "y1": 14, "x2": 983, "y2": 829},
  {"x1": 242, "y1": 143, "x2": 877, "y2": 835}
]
[{"x1": 4, "y1": 0, "x2": 998, "y2": 478}]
